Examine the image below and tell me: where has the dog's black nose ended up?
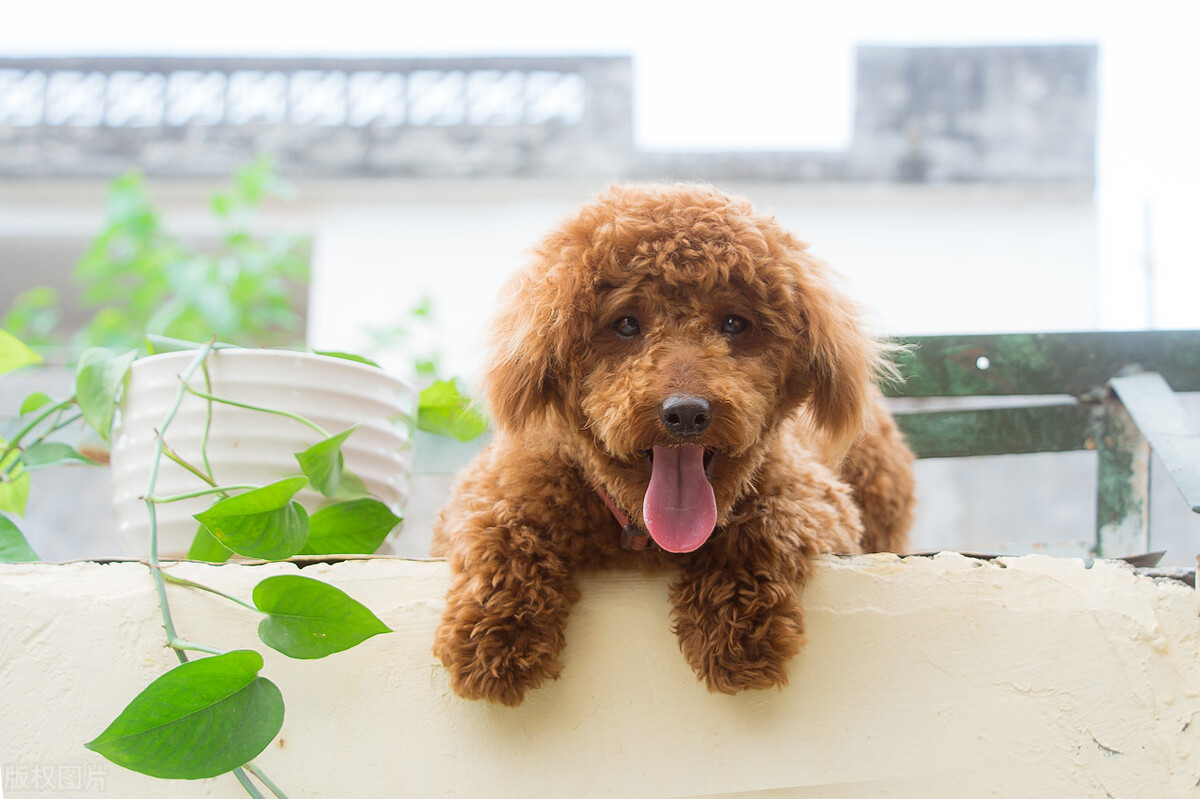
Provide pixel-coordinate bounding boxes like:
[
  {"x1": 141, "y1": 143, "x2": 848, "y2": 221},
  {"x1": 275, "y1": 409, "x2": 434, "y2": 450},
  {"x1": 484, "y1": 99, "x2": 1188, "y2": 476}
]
[{"x1": 659, "y1": 394, "x2": 712, "y2": 437}]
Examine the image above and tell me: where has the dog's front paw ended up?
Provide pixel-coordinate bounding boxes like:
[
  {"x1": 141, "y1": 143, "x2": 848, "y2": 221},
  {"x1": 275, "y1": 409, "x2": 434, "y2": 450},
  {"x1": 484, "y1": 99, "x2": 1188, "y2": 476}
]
[
  {"x1": 670, "y1": 571, "x2": 806, "y2": 694},
  {"x1": 433, "y1": 582, "x2": 570, "y2": 706}
]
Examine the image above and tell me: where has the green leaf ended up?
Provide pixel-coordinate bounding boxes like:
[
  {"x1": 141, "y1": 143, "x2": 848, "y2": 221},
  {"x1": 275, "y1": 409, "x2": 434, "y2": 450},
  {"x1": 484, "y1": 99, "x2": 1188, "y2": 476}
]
[
  {"x1": 196, "y1": 476, "x2": 308, "y2": 514},
  {"x1": 75, "y1": 348, "x2": 138, "y2": 441},
  {"x1": 294, "y1": 426, "x2": 357, "y2": 497},
  {"x1": 330, "y1": 468, "x2": 370, "y2": 501},
  {"x1": 0, "y1": 473, "x2": 29, "y2": 517},
  {"x1": 253, "y1": 574, "x2": 391, "y2": 659},
  {"x1": 0, "y1": 447, "x2": 29, "y2": 516},
  {"x1": 0, "y1": 514, "x2": 39, "y2": 562},
  {"x1": 299, "y1": 498, "x2": 401, "y2": 555},
  {"x1": 210, "y1": 192, "x2": 234, "y2": 218},
  {"x1": 0, "y1": 329, "x2": 42, "y2": 376},
  {"x1": 193, "y1": 477, "x2": 309, "y2": 561},
  {"x1": 84, "y1": 650, "x2": 284, "y2": 780},
  {"x1": 144, "y1": 334, "x2": 237, "y2": 355},
  {"x1": 186, "y1": 524, "x2": 233, "y2": 563},
  {"x1": 19, "y1": 391, "x2": 53, "y2": 415},
  {"x1": 20, "y1": 442, "x2": 97, "y2": 471},
  {"x1": 410, "y1": 295, "x2": 433, "y2": 318},
  {"x1": 418, "y1": 379, "x2": 489, "y2": 441},
  {"x1": 3, "y1": 286, "x2": 61, "y2": 346},
  {"x1": 312, "y1": 350, "x2": 380, "y2": 368}
]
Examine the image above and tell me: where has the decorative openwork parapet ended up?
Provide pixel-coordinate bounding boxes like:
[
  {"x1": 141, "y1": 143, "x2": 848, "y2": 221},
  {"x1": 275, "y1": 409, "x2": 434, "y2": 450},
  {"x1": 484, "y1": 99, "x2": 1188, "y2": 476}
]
[
  {"x1": 0, "y1": 56, "x2": 634, "y2": 178},
  {"x1": 0, "y1": 47, "x2": 1099, "y2": 183}
]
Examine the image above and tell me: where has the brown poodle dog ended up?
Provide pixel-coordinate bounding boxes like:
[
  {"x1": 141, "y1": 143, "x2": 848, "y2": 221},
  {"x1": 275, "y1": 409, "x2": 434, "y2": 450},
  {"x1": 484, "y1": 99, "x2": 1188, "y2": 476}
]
[{"x1": 432, "y1": 183, "x2": 915, "y2": 706}]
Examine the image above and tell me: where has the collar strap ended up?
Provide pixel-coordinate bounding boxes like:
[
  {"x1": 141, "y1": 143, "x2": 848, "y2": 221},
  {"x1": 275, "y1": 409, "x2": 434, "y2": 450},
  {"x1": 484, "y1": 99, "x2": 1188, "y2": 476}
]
[{"x1": 593, "y1": 483, "x2": 653, "y2": 551}]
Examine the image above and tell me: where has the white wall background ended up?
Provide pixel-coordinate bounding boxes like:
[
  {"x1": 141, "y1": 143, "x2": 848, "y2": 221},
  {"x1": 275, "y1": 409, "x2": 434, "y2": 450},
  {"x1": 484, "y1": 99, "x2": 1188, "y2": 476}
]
[{"x1": 302, "y1": 182, "x2": 1100, "y2": 383}]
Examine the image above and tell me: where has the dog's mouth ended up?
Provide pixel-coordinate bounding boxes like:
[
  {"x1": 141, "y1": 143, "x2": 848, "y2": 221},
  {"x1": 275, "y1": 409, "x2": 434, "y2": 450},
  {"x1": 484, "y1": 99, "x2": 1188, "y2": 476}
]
[
  {"x1": 640, "y1": 444, "x2": 717, "y2": 554},
  {"x1": 643, "y1": 446, "x2": 716, "y2": 475}
]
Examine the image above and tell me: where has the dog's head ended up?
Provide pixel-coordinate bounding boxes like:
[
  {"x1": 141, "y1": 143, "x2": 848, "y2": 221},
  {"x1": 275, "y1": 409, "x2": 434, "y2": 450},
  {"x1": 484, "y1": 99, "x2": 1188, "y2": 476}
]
[{"x1": 485, "y1": 183, "x2": 885, "y2": 552}]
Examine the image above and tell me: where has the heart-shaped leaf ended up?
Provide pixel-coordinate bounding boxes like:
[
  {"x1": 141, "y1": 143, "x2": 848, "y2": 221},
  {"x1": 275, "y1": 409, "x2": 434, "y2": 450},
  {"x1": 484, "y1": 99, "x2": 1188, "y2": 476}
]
[
  {"x1": 299, "y1": 498, "x2": 401, "y2": 556},
  {"x1": 0, "y1": 514, "x2": 39, "y2": 562},
  {"x1": 85, "y1": 650, "x2": 284, "y2": 780},
  {"x1": 75, "y1": 348, "x2": 138, "y2": 441},
  {"x1": 253, "y1": 574, "x2": 391, "y2": 659},
  {"x1": 18, "y1": 391, "x2": 53, "y2": 416},
  {"x1": 193, "y1": 477, "x2": 309, "y2": 561},
  {"x1": 330, "y1": 468, "x2": 370, "y2": 501},
  {"x1": 0, "y1": 330, "x2": 41, "y2": 376},
  {"x1": 20, "y1": 442, "x2": 97, "y2": 471},
  {"x1": 186, "y1": 523, "x2": 233, "y2": 563},
  {"x1": 294, "y1": 426, "x2": 357, "y2": 497}
]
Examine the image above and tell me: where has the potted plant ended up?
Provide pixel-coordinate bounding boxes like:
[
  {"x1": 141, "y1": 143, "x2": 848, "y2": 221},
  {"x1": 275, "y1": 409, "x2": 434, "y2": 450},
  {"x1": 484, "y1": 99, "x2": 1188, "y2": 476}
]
[
  {"x1": 0, "y1": 330, "x2": 489, "y2": 562},
  {"x1": 0, "y1": 161, "x2": 490, "y2": 794},
  {"x1": 0, "y1": 327, "x2": 492, "y2": 794},
  {"x1": 110, "y1": 342, "x2": 416, "y2": 560},
  {"x1": 2, "y1": 160, "x2": 488, "y2": 561}
]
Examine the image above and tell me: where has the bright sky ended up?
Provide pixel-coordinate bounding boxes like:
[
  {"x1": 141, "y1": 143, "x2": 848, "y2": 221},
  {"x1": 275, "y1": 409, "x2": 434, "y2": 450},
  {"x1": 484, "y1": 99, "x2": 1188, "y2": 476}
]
[{"x1": 4, "y1": 0, "x2": 1199, "y2": 328}]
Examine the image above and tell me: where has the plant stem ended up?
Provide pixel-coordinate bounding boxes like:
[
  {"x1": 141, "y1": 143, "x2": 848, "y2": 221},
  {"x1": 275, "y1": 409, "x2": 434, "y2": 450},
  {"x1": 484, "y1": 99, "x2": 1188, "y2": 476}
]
[
  {"x1": 159, "y1": 444, "x2": 219, "y2": 488},
  {"x1": 147, "y1": 484, "x2": 260, "y2": 503},
  {"x1": 244, "y1": 762, "x2": 288, "y2": 799},
  {"x1": 145, "y1": 343, "x2": 214, "y2": 665},
  {"x1": 6, "y1": 397, "x2": 75, "y2": 449},
  {"x1": 0, "y1": 447, "x2": 22, "y2": 482},
  {"x1": 232, "y1": 767, "x2": 267, "y2": 799},
  {"x1": 143, "y1": 346, "x2": 288, "y2": 799},
  {"x1": 162, "y1": 571, "x2": 260, "y2": 613},
  {"x1": 145, "y1": 504, "x2": 187, "y2": 665},
  {"x1": 183, "y1": 385, "x2": 331, "y2": 438},
  {"x1": 27, "y1": 411, "x2": 85, "y2": 446},
  {"x1": 200, "y1": 360, "x2": 216, "y2": 481},
  {"x1": 169, "y1": 638, "x2": 228, "y2": 656},
  {"x1": 1, "y1": 399, "x2": 79, "y2": 480},
  {"x1": 1, "y1": 410, "x2": 89, "y2": 484}
]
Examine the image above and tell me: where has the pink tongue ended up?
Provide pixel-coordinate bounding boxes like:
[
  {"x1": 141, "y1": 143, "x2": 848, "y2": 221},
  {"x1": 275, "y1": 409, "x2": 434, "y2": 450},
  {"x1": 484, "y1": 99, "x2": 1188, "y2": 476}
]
[{"x1": 643, "y1": 445, "x2": 717, "y2": 553}]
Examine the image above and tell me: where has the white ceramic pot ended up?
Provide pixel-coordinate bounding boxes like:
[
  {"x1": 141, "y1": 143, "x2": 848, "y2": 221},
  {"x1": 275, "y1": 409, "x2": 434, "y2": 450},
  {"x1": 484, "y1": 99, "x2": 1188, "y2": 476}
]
[{"x1": 109, "y1": 349, "x2": 416, "y2": 558}]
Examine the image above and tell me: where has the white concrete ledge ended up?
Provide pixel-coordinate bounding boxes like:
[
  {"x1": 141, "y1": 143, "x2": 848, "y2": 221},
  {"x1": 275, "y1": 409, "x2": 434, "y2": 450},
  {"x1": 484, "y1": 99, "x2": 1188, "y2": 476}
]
[{"x1": 1, "y1": 553, "x2": 1198, "y2": 797}]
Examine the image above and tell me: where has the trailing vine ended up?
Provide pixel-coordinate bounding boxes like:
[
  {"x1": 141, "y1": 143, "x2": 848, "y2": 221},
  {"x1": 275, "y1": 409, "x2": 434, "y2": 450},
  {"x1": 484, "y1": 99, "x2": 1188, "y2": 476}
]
[{"x1": 2, "y1": 334, "x2": 403, "y2": 795}]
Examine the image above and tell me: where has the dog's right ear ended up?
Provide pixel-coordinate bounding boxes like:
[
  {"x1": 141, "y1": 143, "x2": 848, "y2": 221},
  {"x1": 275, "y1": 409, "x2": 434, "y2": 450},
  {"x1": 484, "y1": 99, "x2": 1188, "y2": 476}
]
[{"x1": 482, "y1": 250, "x2": 590, "y2": 433}]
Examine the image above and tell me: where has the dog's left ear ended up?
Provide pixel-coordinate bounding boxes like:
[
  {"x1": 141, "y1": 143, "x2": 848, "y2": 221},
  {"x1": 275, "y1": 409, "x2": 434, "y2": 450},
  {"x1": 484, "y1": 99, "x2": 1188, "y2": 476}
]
[
  {"x1": 482, "y1": 247, "x2": 591, "y2": 433},
  {"x1": 782, "y1": 245, "x2": 886, "y2": 458}
]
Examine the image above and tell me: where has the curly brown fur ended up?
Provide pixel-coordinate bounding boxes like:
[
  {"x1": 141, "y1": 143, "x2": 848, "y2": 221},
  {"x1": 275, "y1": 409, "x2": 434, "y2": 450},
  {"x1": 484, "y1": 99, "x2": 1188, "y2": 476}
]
[{"x1": 432, "y1": 183, "x2": 915, "y2": 705}]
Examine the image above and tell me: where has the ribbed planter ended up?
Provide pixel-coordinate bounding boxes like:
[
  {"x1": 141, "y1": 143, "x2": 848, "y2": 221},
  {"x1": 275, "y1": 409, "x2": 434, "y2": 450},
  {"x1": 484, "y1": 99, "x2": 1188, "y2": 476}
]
[{"x1": 109, "y1": 349, "x2": 416, "y2": 558}]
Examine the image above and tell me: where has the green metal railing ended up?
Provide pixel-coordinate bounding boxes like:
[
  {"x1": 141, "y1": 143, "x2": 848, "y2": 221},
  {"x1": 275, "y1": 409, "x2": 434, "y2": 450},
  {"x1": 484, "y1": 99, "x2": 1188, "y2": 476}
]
[{"x1": 885, "y1": 330, "x2": 1200, "y2": 558}]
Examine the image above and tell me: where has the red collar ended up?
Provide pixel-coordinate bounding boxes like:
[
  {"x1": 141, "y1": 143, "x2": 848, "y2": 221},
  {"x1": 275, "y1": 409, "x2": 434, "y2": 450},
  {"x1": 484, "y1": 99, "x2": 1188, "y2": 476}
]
[{"x1": 593, "y1": 483, "x2": 654, "y2": 551}]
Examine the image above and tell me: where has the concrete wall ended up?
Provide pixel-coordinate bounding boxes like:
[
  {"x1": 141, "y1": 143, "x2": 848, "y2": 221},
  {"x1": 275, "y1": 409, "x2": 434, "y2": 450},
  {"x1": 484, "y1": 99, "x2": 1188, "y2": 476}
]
[
  {"x1": 1, "y1": 554, "x2": 1197, "y2": 796},
  {"x1": 852, "y1": 46, "x2": 1097, "y2": 183}
]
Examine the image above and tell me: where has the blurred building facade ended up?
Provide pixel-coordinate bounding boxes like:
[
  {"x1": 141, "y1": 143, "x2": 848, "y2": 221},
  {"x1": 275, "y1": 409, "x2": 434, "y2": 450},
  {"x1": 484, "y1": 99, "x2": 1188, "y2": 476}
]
[
  {"x1": 5, "y1": 43, "x2": 1193, "y2": 564},
  {"x1": 0, "y1": 45, "x2": 1104, "y2": 361}
]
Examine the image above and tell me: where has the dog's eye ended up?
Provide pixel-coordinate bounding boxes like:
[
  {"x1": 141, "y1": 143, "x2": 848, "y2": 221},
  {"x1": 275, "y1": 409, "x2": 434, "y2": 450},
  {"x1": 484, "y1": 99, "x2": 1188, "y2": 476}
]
[
  {"x1": 613, "y1": 316, "x2": 640, "y2": 339},
  {"x1": 720, "y1": 314, "x2": 750, "y2": 336}
]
